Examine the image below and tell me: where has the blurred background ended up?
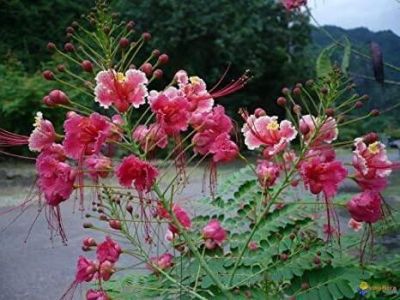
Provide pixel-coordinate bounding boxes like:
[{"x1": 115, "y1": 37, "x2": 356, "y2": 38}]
[{"x1": 0, "y1": 0, "x2": 399, "y2": 143}]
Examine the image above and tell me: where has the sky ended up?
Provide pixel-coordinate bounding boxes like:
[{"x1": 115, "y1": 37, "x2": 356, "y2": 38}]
[{"x1": 309, "y1": 0, "x2": 400, "y2": 36}]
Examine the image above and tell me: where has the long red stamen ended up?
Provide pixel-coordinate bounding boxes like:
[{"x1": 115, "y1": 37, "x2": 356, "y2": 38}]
[
  {"x1": 0, "y1": 129, "x2": 29, "y2": 147},
  {"x1": 210, "y1": 71, "x2": 250, "y2": 99}
]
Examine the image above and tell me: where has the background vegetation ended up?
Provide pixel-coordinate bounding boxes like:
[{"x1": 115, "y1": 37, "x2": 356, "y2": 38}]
[{"x1": 0, "y1": 0, "x2": 399, "y2": 140}]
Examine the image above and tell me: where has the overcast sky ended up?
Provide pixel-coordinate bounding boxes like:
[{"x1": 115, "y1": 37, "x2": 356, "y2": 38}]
[{"x1": 309, "y1": 0, "x2": 400, "y2": 36}]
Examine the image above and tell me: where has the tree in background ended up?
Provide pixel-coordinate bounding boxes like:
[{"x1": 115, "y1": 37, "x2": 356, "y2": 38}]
[
  {"x1": 114, "y1": 0, "x2": 311, "y2": 117},
  {"x1": 0, "y1": 0, "x2": 311, "y2": 136}
]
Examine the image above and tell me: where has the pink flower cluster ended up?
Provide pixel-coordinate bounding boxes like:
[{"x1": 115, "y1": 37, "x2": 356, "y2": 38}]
[
  {"x1": 73, "y1": 237, "x2": 121, "y2": 299},
  {"x1": 282, "y1": 0, "x2": 307, "y2": 10}
]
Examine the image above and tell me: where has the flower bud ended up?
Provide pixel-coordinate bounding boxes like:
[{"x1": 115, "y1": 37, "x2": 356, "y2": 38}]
[
  {"x1": 83, "y1": 237, "x2": 97, "y2": 247},
  {"x1": 293, "y1": 87, "x2": 301, "y2": 96},
  {"x1": 152, "y1": 49, "x2": 161, "y2": 57},
  {"x1": 126, "y1": 20, "x2": 135, "y2": 30},
  {"x1": 83, "y1": 222, "x2": 93, "y2": 228},
  {"x1": 325, "y1": 108, "x2": 335, "y2": 117},
  {"x1": 109, "y1": 219, "x2": 122, "y2": 230},
  {"x1": 281, "y1": 87, "x2": 290, "y2": 95},
  {"x1": 71, "y1": 21, "x2": 79, "y2": 29},
  {"x1": 119, "y1": 38, "x2": 130, "y2": 48},
  {"x1": 363, "y1": 132, "x2": 379, "y2": 144},
  {"x1": 49, "y1": 90, "x2": 70, "y2": 105},
  {"x1": 295, "y1": 83, "x2": 303, "y2": 88},
  {"x1": 361, "y1": 94, "x2": 369, "y2": 101},
  {"x1": 99, "y1": 214, "x2": 108, "y2": 221},
  {"x1": 293, "y1": 104, "x2": 302, "y2": 115},
  {"x1": 370, "y1": 109, "x2": 380, "y2": 117},
  {"x1": 47, "y1": 42, "x2": 56, "y2": 52},
  {"x1": 142, "y1": 32, "x2": 152, "y2": 41},
  {"x1": 103, "y1": 26, "x2": 111, "y2": 35},
  {"x1": 276, "y1": 97, "x2": 287, "y2": 107},
  {"x1": 254, "y1": 108, "x2": 266, "y2": 117},
  {"x1": 305, "y1": 79, "x2": 314, "y2": 87},
  {"x1": 64, "y1": 42, "x2": 75, "y2": 52},
  {"x1": 80, "y1": 60, "x2": 93, "y2": 72},
  {"x1": 153, "y1": 69, "x2": 163, "y2": 79},
  {"x1": 140, "y1": 63, "x2": 153, "y2": 76},
  {"x1": 157, "y1": 54, "x2": 169, "y2": 65},
  {"x1": 43, "y1": 96, "x2": 55, "y2": 107},
  {"x1": 248, "y1": 241, "x2": 258, "y2": 251},
  {"x1": 320, "y1": 87, "x2": 328, "y2": 94},
  {"x1": 126, "y1": 204, "x2": 133, "y2": 214},
  {"x1": 355, "y1": 101, "x2": 363, "y2": 108},
  {"x1": 57, "y1": 64, "x2": 65, "y2": 72},
  {"x1": 42, "y1": 70, "x2": 54, "y2": 80},
  {"x1": 66, "y1": 26, "x2": 75, "y2": 34}
]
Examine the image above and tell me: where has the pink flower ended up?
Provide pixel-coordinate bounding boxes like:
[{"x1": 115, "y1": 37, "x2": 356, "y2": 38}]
[
  {"x1": 300, "y1": 155, "x2": 347, "y2": 198},
  {"x1": 209, "y1": 134, "x2": 238, "y2": 163},
  {"x1": 28, "y1": 112, "x2": 56, "y2": 152},
  {"x1": 36, "y1": 148, "x2": 76, "y2": 206},
  {"x1": 84, "y1": 154, "x2": 112, "y2": 180},
  {"x1": 282, "y1": 0, "x2": 307, "y2": 10},
  {"x1": 299, "y1": 115, "x2": 338, "y2": 146},
  {"x1": 157, "y1": 203, "x2": 192, "y2": 234},
  {"x1": 348, "y1": 218, "x2": 363, "y2": 232},
  {"x1": 94, "y1": 69, "x2": 148, "y2": 112},
  {"x1": 86, "y1": 289, "x2": 109, "y2": 300},
  {"x1": 175, "y1": 70, "x2": 214, "y2": 115},
  {"x1": 353, "y1": 138, "x2": 392, "y2": 179},
  {"x1": 63, "y1": 112, "x2": 113, "y2": 160},
  {"x1": 99, "y1": 260, "x2": 115, "y2": 281},
  {"x1": 149, "y1": 87, "x2": 191, "y2": 135},
  {"x1": 132, "y1": 123, "x2": 168, "y2": 151},
  {"x1": 242, "y1": 114, "x2": 297, "y2": 156},
  {"x1": 149, "y1": 253, "x2": 174, "y2": 271},
  {"x1": 256, "y1": 160, "x2": 280, "y2": 188},
  {"x1": 75, "y1": 256, "x2": 97, "y2": 283},
  {"x1": 192, "y1": 105, "x2": 234, "y2": 155},
  {"x1": 354, "y1": 174, "x2": 388, "y2": 192},
  {"x1": 202, "y1": 219, "x2": 227, "y2": 249},
  {"x1": 116, "y1": 155, "x2": 158, "y2": 192},
  {"x1": 96, "y1": 236, "x2": 122, "y2": 263},
  {"x1": 347, "y1": 191, "x2": 382, "y2": 223}
]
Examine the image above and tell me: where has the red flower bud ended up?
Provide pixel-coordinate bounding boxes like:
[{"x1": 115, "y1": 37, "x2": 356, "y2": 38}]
[
  {"x1": 152, "y1": 49, "x2": 161, "y2": 57},
  {"x1": 301, "y1": 282, "x2": 310, "y2": 290},
  {"x1": 157, "y1": 54, "x2": 169, "y2": 65},
  {"x1": 43, "y1": 96, "x2": 55, "y2": 107},
  {"x1": 142, "y1": 32, "x2": 151, "y2": 41},
  {"x1": 42, "y1": 70, "x2": 54, "y2": 80},
  {"x1": 126, "y1": 20, "x2": 135, "y2": 30},
  {"x1": 126, "y1": 204, "x2": 133, "y2": 214},
  {"x1": 276, "y1": 97, "x2": 287, "y2": 107},
  {"x1": 153, "y1": 69, "x2": 163, "y2": 79},
  {"x1": 119, "y1": 38, "x2": 130, "y2": 48},
  {"x1": 254, "y1": 108, "x2": 266, "y2": 117},
  {"x1": 83, "y1": 237, "x2": 97, "y2": 247},
  {"x1": 320, "y1": 87, "x2": 328, "y2": 94},
  {"x1": 280, "y1": 253, "x2": 288, "y2": 261},
  {"x1": 49, "y1": 89, "x2": 70, "y2": 105},
  {"x1": 80, "y1": 60, "x2": 93, "y2": 72},
  {"x1": 325, "y1": 108, "x2": 335, "y2": 117},
  {"x1": 64, "y1": 42, "x2": 75, "y2": 52},
  {"x1": 361, "y1": 94, "x2": 369, "y2": 101},
  {"x1": 109, "y1": 220, "x2": 122, "y2": 230},
  {"x1": 313, "y1": 256, "x2": 321, "y2": 265},
  {"x1": 140, "y1": 63, "x2": 153, "y2": 76},
  {"x1": 363, "y1": 132, "x2": 379, "y2": 144},
  {"x1": 293, "y1": 87, "x2": 301, "y2": 96},
  {"x1": 355, "y1": 101, "x2": 363, "y2": 108},
  {"x1": 370, "y1": 109, "x2": 380, "y2": 116},
  {"x1": 47, "y1": 42, "x2": 56, "y2": 52},
  {"x1": 57, "y1": 64, "x2": 65, "y2": 72}
]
